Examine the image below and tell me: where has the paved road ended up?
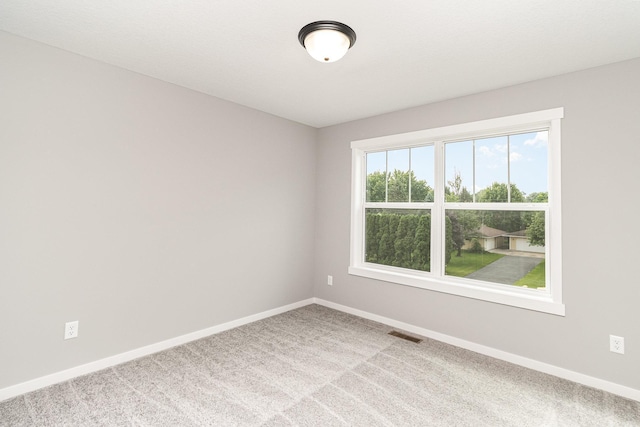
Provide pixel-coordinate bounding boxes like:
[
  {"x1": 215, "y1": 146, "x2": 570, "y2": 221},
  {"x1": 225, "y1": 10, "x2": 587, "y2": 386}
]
[{"x1": 466, "y1": 255, "x2": 542, "y2": 285}]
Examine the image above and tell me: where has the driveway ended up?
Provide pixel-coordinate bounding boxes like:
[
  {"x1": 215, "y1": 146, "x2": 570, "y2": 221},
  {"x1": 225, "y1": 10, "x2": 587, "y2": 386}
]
[{"x1": 465, "y1": 253, "x2": 543, "y2": 285}]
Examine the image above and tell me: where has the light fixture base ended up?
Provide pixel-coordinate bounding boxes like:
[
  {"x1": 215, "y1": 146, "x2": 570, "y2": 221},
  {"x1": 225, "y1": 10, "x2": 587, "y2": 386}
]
[{"x1": 298, "y1": 21, "x2": 356, "y2": 63}]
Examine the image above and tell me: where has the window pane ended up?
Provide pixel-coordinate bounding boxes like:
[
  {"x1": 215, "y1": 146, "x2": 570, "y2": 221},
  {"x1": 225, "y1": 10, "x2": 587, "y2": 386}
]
[
  {"x1": 410, "y1": 146, "x2": 434, "y2": 202},
  {"x1": 475, "y1": 136, "x2": 509, "y2": 202},
  {"x1": 387, "y1": 149, "x2": 410, "y2": 202},
  {"x1": 365, "y1": 208, "x2": 430, "y2": 272},
  {"x1": 510, "y1": 131, "x2": 548, "y2": 202},
  {"x1": 445, "y1": 209, "x2": 545, "y2": 288},
  {"x1": 366, "y1": 151, "x2": 386, "y2": 202},
  {"x1": 445, "y1": 140, "x2": 474, "y2": 202}
]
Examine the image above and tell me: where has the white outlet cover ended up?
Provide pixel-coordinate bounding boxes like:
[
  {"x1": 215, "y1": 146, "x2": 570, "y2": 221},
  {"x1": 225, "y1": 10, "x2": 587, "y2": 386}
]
[
  {"x1": 610, "y1": 335, "x2": 624, "y2": 354},
  {"x1": 65, "y1": 320, "x2": 79, "y2": 340}
]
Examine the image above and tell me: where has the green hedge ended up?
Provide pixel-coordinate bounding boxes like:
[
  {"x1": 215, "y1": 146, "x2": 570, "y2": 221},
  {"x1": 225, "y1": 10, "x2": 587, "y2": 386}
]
[{"x1": 365, "y1": 211, "x2": 453, "y2": 272}]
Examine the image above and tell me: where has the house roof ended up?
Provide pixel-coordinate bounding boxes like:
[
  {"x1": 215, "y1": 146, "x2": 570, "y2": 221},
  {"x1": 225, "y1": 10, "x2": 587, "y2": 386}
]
[
  {"x1": 504, "y1": 230, "x2": 528, "y2": 238},
  {"x1": 477, "y1": 225, "x2": 506, "y2": 238},
  {"x1": 2, "y1": 1, "x2": 640, "y2": 127}
]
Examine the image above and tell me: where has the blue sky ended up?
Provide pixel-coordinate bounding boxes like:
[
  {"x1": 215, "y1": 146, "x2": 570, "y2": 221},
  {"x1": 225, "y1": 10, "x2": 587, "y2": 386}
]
[{"x1": 366, "y1": 131, "x2": 548, "y2": 197}]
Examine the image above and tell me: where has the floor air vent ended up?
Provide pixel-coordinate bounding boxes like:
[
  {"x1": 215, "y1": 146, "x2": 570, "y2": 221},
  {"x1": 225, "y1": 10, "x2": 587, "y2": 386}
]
[{"x1": 388, "y1": 330, "x2": 422, "y2": 343}]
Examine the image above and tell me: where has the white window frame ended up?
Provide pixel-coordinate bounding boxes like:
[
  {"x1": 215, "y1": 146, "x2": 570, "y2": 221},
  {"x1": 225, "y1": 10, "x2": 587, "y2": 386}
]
[{"x1": 349, "y1": 108, "x2": 564, "y2": 316}]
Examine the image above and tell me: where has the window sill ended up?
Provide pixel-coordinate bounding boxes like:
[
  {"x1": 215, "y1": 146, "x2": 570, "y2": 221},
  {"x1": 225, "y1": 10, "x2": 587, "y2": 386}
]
[{"x1": 348, "y1": 265, "x2": 565, "y2": 316}]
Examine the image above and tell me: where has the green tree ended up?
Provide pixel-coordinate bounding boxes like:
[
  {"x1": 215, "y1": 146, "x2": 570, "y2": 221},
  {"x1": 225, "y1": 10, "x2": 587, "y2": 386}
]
[
  {"x1": 459, "y1": 187, "x2": 473, "y2": 203},
  {"x1": 446, "y1": 170, "x2": 473, "y2": 203},
  {"x1": 469, "y1": 238, "x2": 484, "y2": 253},
  {"x1": 444, "y1": 214, "x2": 454, "y2": 265},
  {"x1": 393, "y1": 214, "x2": 417, "y2": 267},
  {"x1": 367, "y1": 170, "x2": 433, "y2": 203},
  {"x1": 447, "y1": 212, "x2": 464, "y2": 256},
  {"x1": 365, "y1": 212, "x2": 380, "y2": 263},
  {"x1": 477, "y1": 182, "x2": 525, "y2": 203},
  {"x1": 366, "y1": 171, "x2": 387, "y2": 202},
  {"x1": 447, "y1": 210, "x2": 481, "y2": 256},
  {"x1": 477, "y1": 182, "x2": 525, "y2": 232},
  {"x1": 411, "y1": 214, "x2": 430, "y2": 271},
  {"x1": 410, "y1": 175, "x2": 434, "y2": 202},
  {"x1": 526, "y1": 192, "x2": 548, "y2": 203},
  {"x1": 526, "y1": 213, "x2": 546, "y2": 246},
  {"x1": 377, "y1": 225, "x2": 392, "y2": 265},
  {"x1": 445, "y1": 171, "x2": 482, "y2": 256},
  {"x1": 522, "y1": 192, "x2": 547, "y2": 247},
  {"x1": 388, "y1": 170, "x2": 410, "y2": 202}
]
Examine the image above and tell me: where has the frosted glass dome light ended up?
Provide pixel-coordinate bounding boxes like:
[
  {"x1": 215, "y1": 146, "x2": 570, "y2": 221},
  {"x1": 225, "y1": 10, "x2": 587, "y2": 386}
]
[{"x1": 298, "y1": 21, "x2": 356, "y2": 63}]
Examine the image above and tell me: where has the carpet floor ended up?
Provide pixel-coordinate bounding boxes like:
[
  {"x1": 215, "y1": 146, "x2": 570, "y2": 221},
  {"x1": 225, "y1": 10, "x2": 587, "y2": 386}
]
[{"x1": 1, "y1": 304, "x2": 638, "y2": 426}]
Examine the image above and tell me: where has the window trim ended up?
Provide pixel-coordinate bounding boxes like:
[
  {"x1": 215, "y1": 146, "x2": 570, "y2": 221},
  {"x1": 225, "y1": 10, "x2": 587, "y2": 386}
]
[{"x1": 349, "y1": 108, "x2": 564, "y2": 316}]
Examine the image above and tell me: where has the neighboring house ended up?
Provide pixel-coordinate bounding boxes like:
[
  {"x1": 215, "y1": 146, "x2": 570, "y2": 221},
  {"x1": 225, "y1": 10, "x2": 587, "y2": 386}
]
[
  {"x1": 504, "y1": 229, "x2": 545, "y2": 254},
  {"x1": 463, "y1": 225, "x2": 544, "y2": 254}
]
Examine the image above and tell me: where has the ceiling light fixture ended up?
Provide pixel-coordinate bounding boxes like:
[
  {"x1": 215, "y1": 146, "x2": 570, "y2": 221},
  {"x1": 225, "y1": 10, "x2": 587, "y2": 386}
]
[{"x1": 298, "y1": 21, "x2": 356, "y2": 63}]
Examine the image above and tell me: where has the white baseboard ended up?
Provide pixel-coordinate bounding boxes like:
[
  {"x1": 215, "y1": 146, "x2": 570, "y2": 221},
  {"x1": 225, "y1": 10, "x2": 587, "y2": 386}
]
[
  {"x1": 3, "y1": 297, "x2": 638, "y2": 404},
  {"x1": 313, "y1": 298, "x2": 640, "y2": 403},
  {"x1": 0, "y1": 298, "x2": 315, "y2": 402}
]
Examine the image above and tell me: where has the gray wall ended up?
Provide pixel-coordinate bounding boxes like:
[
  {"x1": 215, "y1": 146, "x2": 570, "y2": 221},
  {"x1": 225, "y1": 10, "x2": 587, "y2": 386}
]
[
  {"x1": 0, "y1": 32, "x2": 317, "y2": 389},
  {"x1": 2, "y1": 28, "x2": 639, "y2": 394},
  {"x1": 314, "y1": 58, "x2": 640, "y2": 390}
]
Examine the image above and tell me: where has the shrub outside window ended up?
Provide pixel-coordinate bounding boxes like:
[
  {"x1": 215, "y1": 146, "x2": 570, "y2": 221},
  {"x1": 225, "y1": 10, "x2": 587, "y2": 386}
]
[{"x1": 349, "y1": 109, "x2": 564, "y2": 315}]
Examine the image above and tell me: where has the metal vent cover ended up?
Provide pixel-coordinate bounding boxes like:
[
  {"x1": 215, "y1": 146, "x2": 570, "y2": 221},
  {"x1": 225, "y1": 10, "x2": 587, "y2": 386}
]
[{"x1": 388, "y1": 330, "x2": 422, "y2": 343}]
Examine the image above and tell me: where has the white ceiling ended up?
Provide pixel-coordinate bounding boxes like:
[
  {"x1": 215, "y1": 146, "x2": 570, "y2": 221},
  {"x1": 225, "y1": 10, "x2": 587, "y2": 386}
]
[{"x1": 2, "y1": 1, "x2": 640, "y2": 128}]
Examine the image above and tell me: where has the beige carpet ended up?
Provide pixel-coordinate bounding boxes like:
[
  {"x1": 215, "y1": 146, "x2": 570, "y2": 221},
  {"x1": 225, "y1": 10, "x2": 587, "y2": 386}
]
[{"x1": 1, "y1": 304, "x2": 638, "y2": 426}]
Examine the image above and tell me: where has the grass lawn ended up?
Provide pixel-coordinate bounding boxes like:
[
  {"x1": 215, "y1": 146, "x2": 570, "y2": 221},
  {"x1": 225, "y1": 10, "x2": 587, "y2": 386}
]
[
  {"x1": 514, "y1": 261, "x2": 546, "y2": 288},
  {"x1": 445, "y1": 250, "x2": 504, "y2": 277}
]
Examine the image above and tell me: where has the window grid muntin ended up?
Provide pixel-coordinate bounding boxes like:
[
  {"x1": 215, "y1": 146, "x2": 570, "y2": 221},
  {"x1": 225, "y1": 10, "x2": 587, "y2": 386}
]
[{"x1": 365, "y1": 145, "x2": 435, "y2": 204}]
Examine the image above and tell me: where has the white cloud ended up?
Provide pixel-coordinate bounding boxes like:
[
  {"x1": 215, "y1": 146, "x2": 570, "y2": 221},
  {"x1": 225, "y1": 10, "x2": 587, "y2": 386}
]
[
  {"x1": 478, "y1": 146, "x2": 493, "y2": 156},
  {"x1": 494, "y1": 143, "x2": 508, "y2": 153},
  {"x1": 524, "y1": 131, "x2": 548, "y2": 147},
  {"x1": 510, "y1": 152, "x2": 523, "y2": 162}
]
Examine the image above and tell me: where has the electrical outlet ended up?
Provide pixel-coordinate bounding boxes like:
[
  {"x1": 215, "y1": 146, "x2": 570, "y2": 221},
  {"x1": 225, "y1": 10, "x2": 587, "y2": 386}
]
[
  {"x1": 64, "y1": 321, "x2": 79, "y2": 340},
  {"x1": 327, "y1": 275, "x2": 333, "y2": 286},
  {"x1": 610, "y1": 335, "x2": 624, "y2": 354}
]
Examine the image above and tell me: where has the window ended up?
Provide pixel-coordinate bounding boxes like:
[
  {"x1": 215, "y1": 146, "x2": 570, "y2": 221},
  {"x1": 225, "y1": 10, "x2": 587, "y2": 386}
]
[{"x1": 349, "y1": 109, "x2": 564, "y2": 315}]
